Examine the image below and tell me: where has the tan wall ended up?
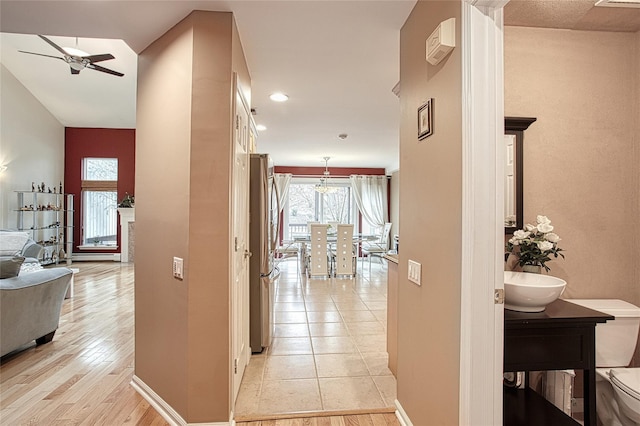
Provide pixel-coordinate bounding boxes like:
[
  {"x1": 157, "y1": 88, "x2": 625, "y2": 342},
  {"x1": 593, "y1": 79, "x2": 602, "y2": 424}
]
[
  {"x1": 398, "y1": 2, "x2": 462, "y2": 424},
  {"x1": 505, "y1": 26, "x2": 640, "y2": 364},
  {"x1": 637, "y1": 29, "x2": 640, "y2": 297},
  {"x1": 636, "y1": 30, "x2": 640, "y2": 315},
  {"x1": 505, "y1": 26, "x2": 639, "y2": 305},
  {"x1": 135, "y1": 11, "x2": 250, "y2": 422}
]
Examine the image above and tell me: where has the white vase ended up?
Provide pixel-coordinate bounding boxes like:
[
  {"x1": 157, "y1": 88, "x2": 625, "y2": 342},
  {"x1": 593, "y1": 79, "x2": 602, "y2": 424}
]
[{"x1": 522, "y1": 265, "x2": 541, "y2": 274}]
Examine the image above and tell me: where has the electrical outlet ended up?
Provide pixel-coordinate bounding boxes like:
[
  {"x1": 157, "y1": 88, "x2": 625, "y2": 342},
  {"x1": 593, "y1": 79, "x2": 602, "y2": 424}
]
[
  {"x1": 408, "y1": 260, "x2": 421, "y2": 285},
  {"x1": 173, "y1": 257, "x2": 184, "y2": 280}
]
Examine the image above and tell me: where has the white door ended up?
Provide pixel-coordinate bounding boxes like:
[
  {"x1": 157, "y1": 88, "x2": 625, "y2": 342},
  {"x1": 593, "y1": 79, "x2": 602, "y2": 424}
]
[
  {"x1": 231, "y1": 79, "x2": 251, "y2": 404},
  {"x1": 459, "y1": 2, "x2": 506, "y2": 425}
]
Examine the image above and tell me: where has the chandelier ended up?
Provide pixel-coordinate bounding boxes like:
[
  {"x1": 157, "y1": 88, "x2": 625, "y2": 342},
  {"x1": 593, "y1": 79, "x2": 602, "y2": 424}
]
[{"x1": 315, "y1": 157, "x2": 338, "y2": 194}]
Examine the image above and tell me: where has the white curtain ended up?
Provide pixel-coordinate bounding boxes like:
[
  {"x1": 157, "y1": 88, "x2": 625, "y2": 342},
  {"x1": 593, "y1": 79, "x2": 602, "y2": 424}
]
[
  {"x1": 273, "y1": 173, "x2": 292, "y2": 213},
  {"x1": 350, "y1": 175, "x2": 388, "y2": 228}
]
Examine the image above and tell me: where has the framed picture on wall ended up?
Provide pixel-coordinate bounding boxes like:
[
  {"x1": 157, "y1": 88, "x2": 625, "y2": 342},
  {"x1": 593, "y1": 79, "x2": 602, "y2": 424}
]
[{"x1": 418, "y1": 99, "x2": 433, "y2": 140}]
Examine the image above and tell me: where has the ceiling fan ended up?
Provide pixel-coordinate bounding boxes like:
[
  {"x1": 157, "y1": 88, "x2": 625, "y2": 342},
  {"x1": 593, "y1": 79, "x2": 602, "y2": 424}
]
[{"x1": 18, "y1": 35, "x2": 124, "y2": 77}]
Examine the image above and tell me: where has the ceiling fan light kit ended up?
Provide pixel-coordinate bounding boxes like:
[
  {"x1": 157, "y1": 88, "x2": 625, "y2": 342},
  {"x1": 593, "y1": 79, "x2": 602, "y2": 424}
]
[{"x1": 18, "y1": 35, "x2": 124, "y2": 77}]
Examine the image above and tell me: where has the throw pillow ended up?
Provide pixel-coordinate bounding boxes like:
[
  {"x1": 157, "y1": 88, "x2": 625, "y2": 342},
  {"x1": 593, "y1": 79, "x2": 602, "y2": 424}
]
[
  {"x1": 20, "y1": 261, "x2": 44, "y2": 275},
  {"x1": 0, "y1": 231, "x2": 29, "y2": 256},
  {"x1": 0, "y1": 255, "x2": 26, "y2": 279}
]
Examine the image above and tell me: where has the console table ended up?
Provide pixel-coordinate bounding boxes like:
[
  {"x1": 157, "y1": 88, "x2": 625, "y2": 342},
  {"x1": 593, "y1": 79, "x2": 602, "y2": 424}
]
[{"x1": 504, "y1": 299, "x2": 613, "y2": 426}]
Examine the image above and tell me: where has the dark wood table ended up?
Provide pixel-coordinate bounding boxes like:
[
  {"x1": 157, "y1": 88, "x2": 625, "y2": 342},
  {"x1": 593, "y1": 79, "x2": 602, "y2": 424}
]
[{"x1": 504, "y1": 299, "x2": 613, "y2": 426}]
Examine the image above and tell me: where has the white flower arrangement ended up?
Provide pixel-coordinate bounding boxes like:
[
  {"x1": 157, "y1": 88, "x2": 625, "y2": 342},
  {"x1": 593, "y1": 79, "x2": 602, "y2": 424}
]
[{"x1": 506, "y1": 215, "x2": 565, "y2": 272}]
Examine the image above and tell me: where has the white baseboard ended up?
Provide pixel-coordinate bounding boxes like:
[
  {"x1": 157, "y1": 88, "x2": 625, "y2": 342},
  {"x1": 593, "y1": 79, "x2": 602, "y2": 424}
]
[
  {"x1": 72, "y1": 253, "x2": 121, "y2": 262},
  {"x1": 131, "y1": 375, "x2": 231, "y2": 426},
  {"x1": 395, "y1": 399, "x2": 413, "y2": 426}
]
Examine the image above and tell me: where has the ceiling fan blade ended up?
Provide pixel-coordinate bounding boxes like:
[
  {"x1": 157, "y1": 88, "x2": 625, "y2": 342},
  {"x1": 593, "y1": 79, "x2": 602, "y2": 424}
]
[
  {"x1": 18, "y1": 50, "x2": 64, "y2": 61},
  {"x1": 82, "y1": 53, "x2": 115, "y2": 63},
  {"x1": 38, "y1": 34, "x2": 69, "y2": 56},
  {"x1": 87, "y1": 63, "x2": 124, "y2": 77}
]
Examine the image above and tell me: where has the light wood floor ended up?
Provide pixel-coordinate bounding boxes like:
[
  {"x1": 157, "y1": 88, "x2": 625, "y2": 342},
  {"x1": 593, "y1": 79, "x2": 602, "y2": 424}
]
[
  {"x1": 0, "y1": 262, "x2": 399, "y2": 426},
  {"x1": 0, "y1": 262, "x2": 167, "y2": 426}
]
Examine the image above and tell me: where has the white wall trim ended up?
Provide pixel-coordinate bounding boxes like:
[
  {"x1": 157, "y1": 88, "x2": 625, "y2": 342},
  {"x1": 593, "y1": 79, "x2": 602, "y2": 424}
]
[
  {"x1": 117, "y1": 207, "x2": 135, "y2": 262},
  {"x1": 72, "y1": 252, "x2": 121, "y2": 262},
  {"x1": 131, "y1": 375, "x2": 231, "y2": 426},
  {"x1": 459, "y1": 1, "x2": 506, "y2": 425},
  {"x1": 394, "y1": 399, "x2": 413, "y2": 426},
  {"x1": 131, "y1": 375, "x2": 185, "y2": 426}
]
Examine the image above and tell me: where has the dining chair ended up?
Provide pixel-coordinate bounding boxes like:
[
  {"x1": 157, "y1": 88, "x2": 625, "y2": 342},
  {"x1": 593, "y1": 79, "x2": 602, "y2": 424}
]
[
  {"x1": 308, "y1": 224, "x2": 330, "y2": 277},
  {"x1": 332, "y1": 224, "x2": 356, "y2": 277},
  {"x1": 275, "y1": 240, "x2": 299, "y2": 275},
  {"x1": 361, "y1": 222, "x2": 392, "y2": 273},
  {"x1": 327, "y1": 221, "x2": 339, "y2": 235}
]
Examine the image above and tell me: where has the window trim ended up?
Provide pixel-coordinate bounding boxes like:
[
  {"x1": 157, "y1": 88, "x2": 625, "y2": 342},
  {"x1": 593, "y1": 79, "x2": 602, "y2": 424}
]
[
  {"x1": 283, "y1": 177, "x2": 356, "y2": 240},
  {"x1": 80, "y1": 157, "x2": 119, "y2": 248},
  {"x1": 81, "y1": 180, "x2": 118, "y2": 191}
]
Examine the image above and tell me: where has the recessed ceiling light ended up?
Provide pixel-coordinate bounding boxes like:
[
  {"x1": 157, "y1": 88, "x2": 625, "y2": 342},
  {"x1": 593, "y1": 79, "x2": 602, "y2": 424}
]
[
  {"x1": 269, "y1": 92, "x2": 289, "y2": 102},
  {"x1": 338, "y1": 133, "x2": 348, "y2": 140},
  {"x1": 256, "y1": 124, "x2": 267, "y2": 131}
]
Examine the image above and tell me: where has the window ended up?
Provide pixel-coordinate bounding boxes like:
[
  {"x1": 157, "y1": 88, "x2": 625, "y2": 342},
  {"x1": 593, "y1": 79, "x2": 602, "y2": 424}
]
[
  {"x1": 283, "y1": 178, "x2": 354, "y2": 240},
  {"x1": 81, "y1": 158, "x2": 118, "y2": 246}
]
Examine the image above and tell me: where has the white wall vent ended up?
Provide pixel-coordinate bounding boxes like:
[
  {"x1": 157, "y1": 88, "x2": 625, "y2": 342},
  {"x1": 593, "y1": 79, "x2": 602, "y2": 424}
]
[{"x1": 595, "y1": 0, "x2": 640, "y2": 8}]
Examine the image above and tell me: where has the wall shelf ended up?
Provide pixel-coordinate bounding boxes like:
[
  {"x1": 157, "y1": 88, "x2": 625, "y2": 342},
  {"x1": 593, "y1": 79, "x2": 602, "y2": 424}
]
[{"x1": 16, "y1": 191, "x2": 74, "y2": 266}]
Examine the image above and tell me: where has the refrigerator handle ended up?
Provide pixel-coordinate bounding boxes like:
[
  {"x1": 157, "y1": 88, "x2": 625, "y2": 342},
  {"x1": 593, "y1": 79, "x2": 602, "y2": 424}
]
[{"x1": 271, "y1": 178, "x2": 281, "y2": 251}]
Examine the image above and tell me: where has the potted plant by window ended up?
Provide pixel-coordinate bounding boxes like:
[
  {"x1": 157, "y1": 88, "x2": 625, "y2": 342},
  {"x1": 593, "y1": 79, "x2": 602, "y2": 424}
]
[
  {"x1": 118, "y1": 193, "x2": 134, "y2": 208},
  {"x1": 506, "y1": 215, "x2": 564, "y2": 273}
]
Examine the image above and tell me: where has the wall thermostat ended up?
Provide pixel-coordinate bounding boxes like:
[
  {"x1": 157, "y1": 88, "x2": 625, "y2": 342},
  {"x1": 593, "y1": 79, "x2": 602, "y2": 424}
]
[{"x1": 426, "y1": 18, "x2": 456, "y2": 66}]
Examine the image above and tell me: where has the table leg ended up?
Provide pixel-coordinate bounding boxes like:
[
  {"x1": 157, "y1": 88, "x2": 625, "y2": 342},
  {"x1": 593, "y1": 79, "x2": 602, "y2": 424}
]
[
  {"x1": 584, "y1": 326, "x2": 597, "y2": 426},
  {"x1": 584, "y1": 367, "x2": 596, "y2": 426}
]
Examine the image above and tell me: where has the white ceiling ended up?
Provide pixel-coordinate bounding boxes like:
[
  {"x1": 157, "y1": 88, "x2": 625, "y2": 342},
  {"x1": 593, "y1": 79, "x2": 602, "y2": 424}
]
[
  {"x1": 1, "y1": 1, "x2": 637, "y2": 172},
  {"x1": 1, "y1": 33, "x2": 138, "y2": 128},
  {"x1": 0, "y1": 1, "x2": 417, "y2": 172}
]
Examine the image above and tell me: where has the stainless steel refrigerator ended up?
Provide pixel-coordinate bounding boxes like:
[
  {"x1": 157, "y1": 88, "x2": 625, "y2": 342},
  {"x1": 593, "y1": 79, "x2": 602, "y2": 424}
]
[{"x1": 249, "y1": 153, "x2": 280, "y2": 353}]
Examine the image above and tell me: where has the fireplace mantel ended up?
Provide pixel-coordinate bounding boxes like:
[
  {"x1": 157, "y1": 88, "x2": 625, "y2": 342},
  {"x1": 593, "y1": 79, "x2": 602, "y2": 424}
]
[{"x1": 118, "y1": 207, "x2": 135, "y2": 263}]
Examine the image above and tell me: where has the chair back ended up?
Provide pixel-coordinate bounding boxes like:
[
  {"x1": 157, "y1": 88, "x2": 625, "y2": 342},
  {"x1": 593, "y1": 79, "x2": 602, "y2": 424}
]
[
  {"x1": 308, "y1": 224, "x2": 329, "y2": 277},
  {"x1": 334, "y1": 224, "x2": 355, "y2": 276},
  {"x1": 327, "y1": 221, "x2": 339, "y2": 234},
  {"x1": 378, "y1": 222, "x2": 392, "y2": 249}
]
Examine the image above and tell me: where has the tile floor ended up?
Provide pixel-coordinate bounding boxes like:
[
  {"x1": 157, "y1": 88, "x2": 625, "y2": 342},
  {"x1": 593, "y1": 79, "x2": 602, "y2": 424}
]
[{"x1": 235, "y1": 258, "x2": 396, "y2": 417}]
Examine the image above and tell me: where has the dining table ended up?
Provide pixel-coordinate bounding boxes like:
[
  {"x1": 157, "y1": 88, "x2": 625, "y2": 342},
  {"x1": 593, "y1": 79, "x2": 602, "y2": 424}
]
[{"x1": 281, "y1": 233, "x2": 378, "y2": 275}]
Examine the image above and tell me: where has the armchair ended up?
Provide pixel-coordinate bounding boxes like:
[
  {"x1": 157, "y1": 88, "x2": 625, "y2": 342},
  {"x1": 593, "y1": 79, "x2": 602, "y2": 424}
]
[
  {"x1": 275, "y1": 240, "x2": 299, "y2": 275},
  {"x1": 361, "y1": 222, "x2": 392, "y2": 273}
]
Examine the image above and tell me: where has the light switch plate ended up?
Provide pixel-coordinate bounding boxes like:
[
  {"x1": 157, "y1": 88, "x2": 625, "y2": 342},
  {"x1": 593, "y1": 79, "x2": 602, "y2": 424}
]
[
  {"x1": 408, "y1": 260, "x2": 421, "y2": 286},
  {"x1": 173, "y1": 257, "x2": 184, "y2": 280}
]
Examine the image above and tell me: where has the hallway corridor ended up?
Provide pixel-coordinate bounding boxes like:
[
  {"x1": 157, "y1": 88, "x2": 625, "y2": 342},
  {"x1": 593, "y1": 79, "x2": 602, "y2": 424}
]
[{"x1": 235, "y1": 259, "x2": 397, "y2": 419}]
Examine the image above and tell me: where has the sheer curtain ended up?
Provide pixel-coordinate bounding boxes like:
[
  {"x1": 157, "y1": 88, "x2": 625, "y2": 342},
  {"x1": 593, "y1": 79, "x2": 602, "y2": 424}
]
[
  {"x1": 350, "y1": 175, "x2": 388, "y2": 228},
  {"x1": 273, "y1": 173, "x2": 292, "y2": 213}
]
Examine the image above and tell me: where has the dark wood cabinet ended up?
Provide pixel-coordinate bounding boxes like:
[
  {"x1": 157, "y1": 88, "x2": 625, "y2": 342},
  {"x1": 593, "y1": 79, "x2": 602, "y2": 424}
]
[{"x1": 504, "y1": 299, "x2": 613, "y2": 426}]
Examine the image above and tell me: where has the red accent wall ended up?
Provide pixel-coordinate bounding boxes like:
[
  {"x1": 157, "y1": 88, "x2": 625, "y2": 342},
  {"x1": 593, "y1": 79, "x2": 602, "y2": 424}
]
[
  {"x1": 274, "y1": 166, "x2": 386, "y2": 176},
  {"x1": 64, "y1": 128, "x2": 135, "y2": 254}
]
